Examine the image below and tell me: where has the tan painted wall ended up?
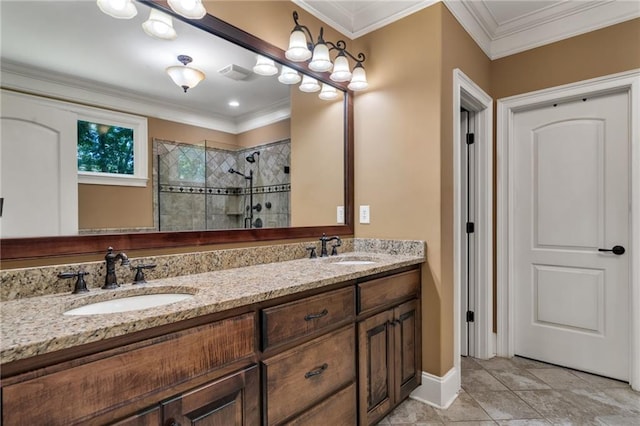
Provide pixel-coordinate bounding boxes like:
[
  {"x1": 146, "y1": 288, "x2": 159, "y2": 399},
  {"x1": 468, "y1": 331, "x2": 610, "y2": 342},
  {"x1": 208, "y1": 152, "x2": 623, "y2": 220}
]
[
  {"x1": 491, "y1": 18, "x2": 640, "y2": 99},
  {"x1": 237, "y1": 119, "x2": 290, "y2": 148},
  {"x1": 353, "y1": 2, "x2": 491, "y2": 376},
  {"x1": 290, "y1": 89, "x2": 344, "y2": 226}
]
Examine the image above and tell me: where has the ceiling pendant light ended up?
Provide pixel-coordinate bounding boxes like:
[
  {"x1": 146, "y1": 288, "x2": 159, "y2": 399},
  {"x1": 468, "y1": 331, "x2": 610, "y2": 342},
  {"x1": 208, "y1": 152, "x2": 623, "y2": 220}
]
[
  {"x1": 142, "y1": 9, "x2": 177, "y2": 40},
  {"x1": 167, "y1": 0, "x2": 207, "y2": 19},
  {"x1": 166, "y1": 55, "x2": 205, "y2": 93},
  {"x1": 319, "y1": 83, "x2": 338, "y2": 100},
  {"x1": 278, "y1": 66, "x2": 301, "y2": 85},
  {"x1": 253, "y1": 55, "x2": 278, "y2": 76},
  {"x1": 96, "y1": 0, "x2": 137, "y2": 19},
  {"x1": 299, "y1": 75, "x2": 321, "y2": 93},
  {"x1": 347, "y1": 62, "x2": 368, "y2": 91}
]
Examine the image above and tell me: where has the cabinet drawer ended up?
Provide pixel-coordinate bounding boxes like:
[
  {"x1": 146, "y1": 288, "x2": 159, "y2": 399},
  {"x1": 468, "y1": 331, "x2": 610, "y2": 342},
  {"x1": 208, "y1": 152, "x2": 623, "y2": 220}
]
[
  {"x1": 284, "y1": 382, "x2": 356, "y2": 426},
  {"x1": 2, "y1": 313, "x2": 256, "y2": 426},
  {"x1": 358, "y1": 269, "x2": 419, "y2": 314},
  {"x1": 263, "y1": 325, "x2": 356, "y2": 425},
  {"x1": 261, "y1": 286, "x2": 354, "y2": 350}
]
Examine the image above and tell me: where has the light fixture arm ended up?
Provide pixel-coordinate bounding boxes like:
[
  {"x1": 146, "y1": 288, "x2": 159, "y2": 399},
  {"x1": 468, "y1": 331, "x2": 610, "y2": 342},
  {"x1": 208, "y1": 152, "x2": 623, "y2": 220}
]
[
  {"x1": 291, "y1": 11, "x2": 315, "y2": 51},
  {"x1": 327, "y1": 40, "x2": 366, "y2": 66}
]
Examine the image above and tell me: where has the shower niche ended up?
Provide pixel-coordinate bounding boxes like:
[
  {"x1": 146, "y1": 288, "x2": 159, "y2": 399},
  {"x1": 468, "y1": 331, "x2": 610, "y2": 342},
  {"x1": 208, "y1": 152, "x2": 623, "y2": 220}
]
[{"x1": 154, "y1": 138, "x2": 291, "y2": 231}]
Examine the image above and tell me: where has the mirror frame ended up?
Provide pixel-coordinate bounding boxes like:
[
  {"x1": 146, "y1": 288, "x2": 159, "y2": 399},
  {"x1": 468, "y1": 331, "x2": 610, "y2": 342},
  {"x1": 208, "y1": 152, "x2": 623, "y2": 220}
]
[{"x1": 0, "y1": 0, "x2": 354, "y2": 261}]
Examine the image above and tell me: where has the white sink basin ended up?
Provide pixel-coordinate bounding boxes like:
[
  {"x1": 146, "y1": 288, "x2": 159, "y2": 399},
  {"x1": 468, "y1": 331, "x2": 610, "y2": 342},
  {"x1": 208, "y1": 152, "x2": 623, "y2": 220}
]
[{"x1": 64, "y1": 293, "x2": 193, "y2": 315}]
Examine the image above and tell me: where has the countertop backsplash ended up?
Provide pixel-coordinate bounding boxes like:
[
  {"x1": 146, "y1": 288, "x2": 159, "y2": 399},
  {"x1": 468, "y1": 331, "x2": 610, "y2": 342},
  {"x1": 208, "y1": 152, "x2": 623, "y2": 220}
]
[{"x1": 1, "y1": 238, "x2": 426, "y2": 301}]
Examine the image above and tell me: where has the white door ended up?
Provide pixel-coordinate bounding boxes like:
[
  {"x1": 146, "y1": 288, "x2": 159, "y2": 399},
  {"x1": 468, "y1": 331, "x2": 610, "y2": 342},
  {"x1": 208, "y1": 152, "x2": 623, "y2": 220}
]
[
  {"x1": 0, "y1": 90, "x2": 78, "y2": 237},
  {"x1": 513, "y1": 90, "x2": 630, "y2": 380}
]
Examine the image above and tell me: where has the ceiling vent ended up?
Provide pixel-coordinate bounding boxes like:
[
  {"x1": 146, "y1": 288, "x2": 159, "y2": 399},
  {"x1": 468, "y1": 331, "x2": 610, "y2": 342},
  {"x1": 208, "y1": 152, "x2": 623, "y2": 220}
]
[{"x1": 218, "y1": 64, "x2": 252, "y2": 81}]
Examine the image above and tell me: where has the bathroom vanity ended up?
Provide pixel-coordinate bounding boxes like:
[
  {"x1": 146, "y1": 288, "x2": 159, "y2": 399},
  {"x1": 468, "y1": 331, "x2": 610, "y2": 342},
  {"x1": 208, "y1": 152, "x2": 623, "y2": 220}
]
[{"x1": 1, "y1": 245, "x2": 423, "y2": 425}]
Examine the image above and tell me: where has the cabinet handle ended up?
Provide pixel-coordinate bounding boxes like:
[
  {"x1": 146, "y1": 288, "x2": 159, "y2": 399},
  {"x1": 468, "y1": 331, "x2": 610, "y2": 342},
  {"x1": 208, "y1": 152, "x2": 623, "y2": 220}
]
[
  {"x1": 304, "y1": 363, "x2": 328, "y2": 379},
  {"x1": 304, "y1": 309, "x2": 328, "y2": 321}
]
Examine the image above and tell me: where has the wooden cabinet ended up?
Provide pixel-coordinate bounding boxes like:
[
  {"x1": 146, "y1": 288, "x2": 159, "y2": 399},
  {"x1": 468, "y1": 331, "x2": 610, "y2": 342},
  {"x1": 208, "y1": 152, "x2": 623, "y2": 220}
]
[
  {"x1": 262, "y1": 325, "x2": 355, "y2": 424},
  {"x1": 2, "y1": 313, "x2": 256, "y2": 426},
  {"x1": 162, "y1": 365, "x2": 260, "y2": 426},
  {"x1": 1, "y1": 265, "x2": 421, "y2": 426},
  {"x1": 357, "y1": 270, "x2": 421, "y2": 426}
]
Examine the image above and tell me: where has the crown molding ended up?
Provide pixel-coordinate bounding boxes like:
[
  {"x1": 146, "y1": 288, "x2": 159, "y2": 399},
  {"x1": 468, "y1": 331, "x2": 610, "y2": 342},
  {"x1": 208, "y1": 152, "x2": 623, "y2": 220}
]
[{"x1": 0, "y1": 62, "x2": 290, "y2": 134}]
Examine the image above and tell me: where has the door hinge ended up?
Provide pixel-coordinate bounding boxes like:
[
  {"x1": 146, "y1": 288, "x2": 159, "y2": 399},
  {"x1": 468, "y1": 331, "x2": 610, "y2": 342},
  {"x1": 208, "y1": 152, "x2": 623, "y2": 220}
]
[
  {"x1": 466, "y1": 222, "x2": 475, "y2": 233},
  {"x1": 466, "y1": 311, "x2": 475, "y2": 322},
  {"x1": 466, "y1": 133, "x2": 475, "y2": 145}
]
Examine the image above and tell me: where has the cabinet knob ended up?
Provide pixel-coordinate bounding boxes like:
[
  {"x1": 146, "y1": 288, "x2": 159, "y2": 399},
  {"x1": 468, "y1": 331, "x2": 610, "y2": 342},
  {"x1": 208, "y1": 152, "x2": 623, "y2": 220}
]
[{"x1": 166, "y1": 420, "x2": 181, "y2": 426}]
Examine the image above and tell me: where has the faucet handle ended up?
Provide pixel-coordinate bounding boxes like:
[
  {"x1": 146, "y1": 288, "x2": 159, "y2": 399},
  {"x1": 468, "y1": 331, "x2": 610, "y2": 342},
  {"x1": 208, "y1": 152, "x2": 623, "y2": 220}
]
[
  {"x1": 132, "y1": 264, "x2": 157, "y2": 284},
  {"x1": 58, "y1": 271, "x2": 90, "y2": 294},
  {"x1": 306, "y1": 246, "x2": 317, "y2": 259}
]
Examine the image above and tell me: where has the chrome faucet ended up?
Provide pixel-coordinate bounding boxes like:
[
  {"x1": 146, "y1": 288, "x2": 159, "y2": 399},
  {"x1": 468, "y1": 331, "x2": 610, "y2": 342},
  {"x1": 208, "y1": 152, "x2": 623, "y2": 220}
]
[
  {"x1": 103, "y1": 247, "x2": 129, "y2": 289},
  {"x1": 319, "y1": 234, "x2": 342, "y2": 257}
]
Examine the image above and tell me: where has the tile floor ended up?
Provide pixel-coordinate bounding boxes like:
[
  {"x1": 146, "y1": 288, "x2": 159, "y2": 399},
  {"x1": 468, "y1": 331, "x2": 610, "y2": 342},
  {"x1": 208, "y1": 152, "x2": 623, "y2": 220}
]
[{"x1": 379, "y1": 356, "x2": 640, "y2": 425}]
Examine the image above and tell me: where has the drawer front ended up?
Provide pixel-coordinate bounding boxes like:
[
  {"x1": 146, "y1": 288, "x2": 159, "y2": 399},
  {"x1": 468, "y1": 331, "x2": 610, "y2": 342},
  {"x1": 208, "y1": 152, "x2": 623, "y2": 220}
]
[
  {"x1": 262, "y1": 286, "x2": 354, "y2": 350},
  {"x1": 284, "y1": 382, "x2": 356, "y2": 426},
  {"x1": 2, "y1": 313, "x2": 256, "y2": 426},
  {"x1": 263, "y1": 325, "x2": 356, "y2": 425},
  {"x1": 358, "y1": 269, "x2": 420, "y2": 314}
]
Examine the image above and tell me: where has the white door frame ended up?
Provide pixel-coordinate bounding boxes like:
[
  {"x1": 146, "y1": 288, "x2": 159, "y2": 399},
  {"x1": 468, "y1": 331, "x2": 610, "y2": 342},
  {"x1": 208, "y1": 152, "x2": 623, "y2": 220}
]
[
  {"x1": 496, "y1": 69, "x2": 640, "y2": 390},
  {"x1": 453, "y1": 68, "x2": 494, "y2": 376}
]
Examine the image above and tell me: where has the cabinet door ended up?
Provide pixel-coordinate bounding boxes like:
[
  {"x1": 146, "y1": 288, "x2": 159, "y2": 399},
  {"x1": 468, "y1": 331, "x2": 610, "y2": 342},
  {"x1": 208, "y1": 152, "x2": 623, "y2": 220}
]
[
  {"x1": 358, "y1": 309, "x2": 394, "y2": 426},
  {"x1": 162, "y1": 365, "x2": 259, "y2": 426},
  {"x1": 393, "y1": 299, "x2": 420, "y2": 402}
]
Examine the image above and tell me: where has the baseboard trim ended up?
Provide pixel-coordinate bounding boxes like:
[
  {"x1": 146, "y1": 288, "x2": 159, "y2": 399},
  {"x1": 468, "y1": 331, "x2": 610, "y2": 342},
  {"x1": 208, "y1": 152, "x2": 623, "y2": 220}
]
[{"x1": 409, "y1": 367, "x2": 460, "y2": 409}]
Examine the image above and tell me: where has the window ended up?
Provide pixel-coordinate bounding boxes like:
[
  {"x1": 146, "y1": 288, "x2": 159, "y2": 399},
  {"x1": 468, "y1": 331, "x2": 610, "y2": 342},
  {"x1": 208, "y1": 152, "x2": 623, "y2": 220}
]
[{"x1": 75, "y1": 108, "x2": 148, "y2": 187}]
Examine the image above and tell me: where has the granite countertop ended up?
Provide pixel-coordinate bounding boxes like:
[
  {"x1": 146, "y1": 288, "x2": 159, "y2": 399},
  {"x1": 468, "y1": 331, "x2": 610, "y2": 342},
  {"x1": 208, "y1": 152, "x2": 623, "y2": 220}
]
[{"x1": 1, "y1": 251, "x2": 423, "y2": 365}]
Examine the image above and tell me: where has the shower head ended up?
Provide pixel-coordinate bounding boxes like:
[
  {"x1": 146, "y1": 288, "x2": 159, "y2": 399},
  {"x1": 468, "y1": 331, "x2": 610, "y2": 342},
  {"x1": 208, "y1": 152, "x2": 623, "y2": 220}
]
[{"x1": 246, "y1": 151, "x2": 260, "y2": 163}]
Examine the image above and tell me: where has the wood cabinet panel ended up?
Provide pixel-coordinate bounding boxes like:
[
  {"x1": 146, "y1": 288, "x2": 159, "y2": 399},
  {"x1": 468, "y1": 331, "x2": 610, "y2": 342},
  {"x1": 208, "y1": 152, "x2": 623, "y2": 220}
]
[
  {"x1": 162, "y1": 365, "x2": 259, "y2": 426},
  {"x1": 284, "y1": 382, "x2": 356, "y2": 426},
  {"x1": 263, "y1": 325, "x2": 356, "y2": 425},
  {"x1": 2, "y1": 313, "x2": 255, "y2": 426},
  {"x1": 395, "y1": 299, "x2": 420, "y2": 402},
  {"x1": 262, "y1": 287, "x2": 354, "y2": 350},
  {"x1": 357, "y1": 270, "x2": 419, "y2": 314},
  {"x1": 358, "y1": 310, "x2": 394, "y2": 426}
]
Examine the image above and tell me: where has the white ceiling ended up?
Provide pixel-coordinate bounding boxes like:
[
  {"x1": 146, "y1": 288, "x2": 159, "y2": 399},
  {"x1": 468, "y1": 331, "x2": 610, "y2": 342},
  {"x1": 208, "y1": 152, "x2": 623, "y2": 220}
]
[{"x1": 293, "y1": 0, "x2": 640, "y2": 59}]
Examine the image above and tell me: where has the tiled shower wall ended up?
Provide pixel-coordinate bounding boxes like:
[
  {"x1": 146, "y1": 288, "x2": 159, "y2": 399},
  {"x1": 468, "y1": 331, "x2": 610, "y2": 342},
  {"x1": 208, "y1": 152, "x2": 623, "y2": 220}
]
[{"x1": 153, "y1": 138, "x2": 290, "y2": 231}]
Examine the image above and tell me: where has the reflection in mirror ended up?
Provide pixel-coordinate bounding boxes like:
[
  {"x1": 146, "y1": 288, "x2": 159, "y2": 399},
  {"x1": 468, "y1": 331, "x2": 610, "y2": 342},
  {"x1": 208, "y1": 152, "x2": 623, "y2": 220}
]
[{"x1": 0, "y1": 0, "x2": 345, "y2": 238}]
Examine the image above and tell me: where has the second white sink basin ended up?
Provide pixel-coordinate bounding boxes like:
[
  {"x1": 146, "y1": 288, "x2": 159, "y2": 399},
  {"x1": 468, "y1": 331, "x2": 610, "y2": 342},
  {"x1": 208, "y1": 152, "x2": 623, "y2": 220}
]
[{"x1": 64, "y1": 293, "x2": 194, "y2": 315}]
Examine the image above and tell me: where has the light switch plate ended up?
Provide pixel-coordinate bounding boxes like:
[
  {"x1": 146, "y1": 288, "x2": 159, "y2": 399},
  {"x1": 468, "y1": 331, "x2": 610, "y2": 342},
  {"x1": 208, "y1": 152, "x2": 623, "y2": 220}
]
[
  {"x1": 359, "y1": 205, "x2": 370, "y2": 224},
  {"x1": 337, "y1": 206, "x2": 345, "y2": 224}
]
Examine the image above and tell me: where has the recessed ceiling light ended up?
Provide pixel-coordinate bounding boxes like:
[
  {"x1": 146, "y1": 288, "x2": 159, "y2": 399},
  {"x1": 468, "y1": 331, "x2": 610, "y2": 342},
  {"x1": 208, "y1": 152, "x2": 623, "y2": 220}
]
[{"x1": 228, "y1": 100, "x2": 240, "y2": 107}]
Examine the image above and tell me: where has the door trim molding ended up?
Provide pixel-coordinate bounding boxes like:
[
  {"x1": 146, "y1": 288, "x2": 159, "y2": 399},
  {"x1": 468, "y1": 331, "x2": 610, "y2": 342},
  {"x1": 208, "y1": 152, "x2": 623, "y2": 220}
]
[
  {"x1": 453, "y1": 68, "x2": 494, "y2": 367},
  {"x1": 496, "y1": 69, "x2": 640, "y2": 390}
]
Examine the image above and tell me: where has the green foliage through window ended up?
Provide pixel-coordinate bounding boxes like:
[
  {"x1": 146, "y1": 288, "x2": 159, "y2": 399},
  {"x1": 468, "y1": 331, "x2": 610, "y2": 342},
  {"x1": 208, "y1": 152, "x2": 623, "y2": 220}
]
[{"x1": 77, "y1": 120, "x2": 134, "y2": 174}]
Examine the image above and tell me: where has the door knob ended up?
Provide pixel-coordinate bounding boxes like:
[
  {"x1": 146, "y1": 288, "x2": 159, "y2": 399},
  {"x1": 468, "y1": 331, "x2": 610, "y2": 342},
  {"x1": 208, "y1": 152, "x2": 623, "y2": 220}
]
[{"x1": 598, "y1": 245, "x2": 625, "y2": 255}]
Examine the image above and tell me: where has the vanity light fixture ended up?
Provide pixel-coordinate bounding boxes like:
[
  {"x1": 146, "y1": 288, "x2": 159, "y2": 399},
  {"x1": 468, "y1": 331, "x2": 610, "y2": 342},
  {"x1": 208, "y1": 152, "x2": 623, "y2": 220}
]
[
  {"x1": 318, "y1": 83, "x2": 339, "y2": 101},
  {"x1": 299, "y1": 75, "x2": 320, "y2": 93},
  {"x1": 167, "y1": 0, "x2": 206, "y2": 19},
  {"x1": 142, "y1": 9, "x2": 177, "y2": 40},
  {"x1": 285, "y1": 11, "x2": 368, "y2": 91},
  {"x1": 96, "y1": 0, "x2": 137, "y2": 19},
  {"x1": 166, "y1": 55, "x2": 205, "y2": 93},
  {"x1": 253, "y1": 55, "x2": 278, "y2": 76},
  {"x1": 278, "y1": 66, "x2": 301, "y2": 85}
]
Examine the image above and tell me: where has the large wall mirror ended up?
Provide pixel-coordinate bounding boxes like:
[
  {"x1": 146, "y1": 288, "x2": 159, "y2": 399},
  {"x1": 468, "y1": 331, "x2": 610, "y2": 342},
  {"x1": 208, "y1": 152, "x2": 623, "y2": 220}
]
[{"x1": 0, "y1": 0, "x2": 353, "y2": 260}]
